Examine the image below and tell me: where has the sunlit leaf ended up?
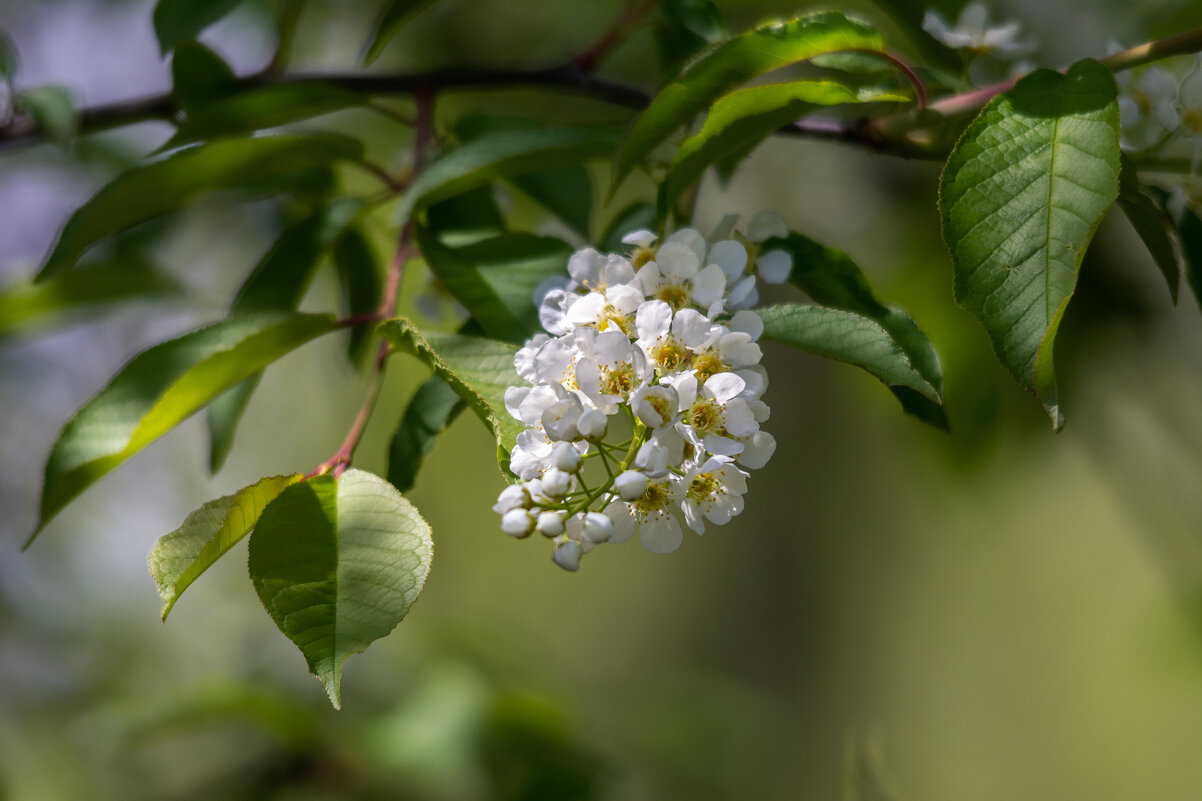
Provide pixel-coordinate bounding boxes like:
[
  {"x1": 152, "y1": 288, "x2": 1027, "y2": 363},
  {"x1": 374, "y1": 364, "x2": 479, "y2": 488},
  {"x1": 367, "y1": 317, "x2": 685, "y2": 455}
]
[
  {"x1": 31, "y1": 312, "x2": 338, "y2": 545},
  {"x1": 416, "y1": 227, "x2": 571, "y2": 342},
  {"x1": 396, "y1": 126, "x2": 620, "y2": 225},
  {"x1": 38, "y1": 134, "x2": 365, "y2": 281},
  {"x1": 653, "y1": 0, "x2": 728, "y2": 75},
  {"x1": 0, "y1": 259, "x2": 180, "y2": 338},
  {"x1": 939, "y1": 60, "x2": 1120, "y2": 430},
  {"x1": 154, "y1": 0, "x2": 244, "y2": 55},
  {"x1": 759, "y1": 304, "x2": 941, "y2": 404},
  {"x1": 149, "y1": 474, "x2": 300, "y2": 620},
  {"x1": 171, "y1": 41, "x2": 237, "y2": 112},
  {"x1": 378, "y1": 318, "x2": 522, "y2": 477},
  {"x1": 662, "y1": 81, "x2": 906, "y2": 215},
  {"x1": 248, "y1": 468, "x2": 433, "y2": 708},
  {"x1": 1116, "y1": 156, "x2": 1180, "y2": 302},
  {"x1": 363, "y1": 0, "x2": 439, "y2": 65},
  {"x1": 769, "y1": 232, "x2": 946, "y2": 429},
  {"x1": 387, "y1": 376, "x2": 465, "y2": 493},
  {"x1": 614, "y1": 11, "x2": 882, "y2": 188}
]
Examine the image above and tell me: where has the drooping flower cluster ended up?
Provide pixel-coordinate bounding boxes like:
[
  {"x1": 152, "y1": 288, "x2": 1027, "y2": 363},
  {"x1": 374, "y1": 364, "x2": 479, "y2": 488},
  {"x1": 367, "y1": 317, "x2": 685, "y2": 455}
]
[{"x1": 493, "y1": 213, "x2": 791, "y2": 570}]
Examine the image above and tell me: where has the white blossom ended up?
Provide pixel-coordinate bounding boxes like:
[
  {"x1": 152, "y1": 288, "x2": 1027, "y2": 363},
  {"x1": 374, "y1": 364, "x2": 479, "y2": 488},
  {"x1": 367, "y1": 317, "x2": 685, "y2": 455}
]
[{"x1": 922, "y1": 2, "x2": 1034, "y2": 58}]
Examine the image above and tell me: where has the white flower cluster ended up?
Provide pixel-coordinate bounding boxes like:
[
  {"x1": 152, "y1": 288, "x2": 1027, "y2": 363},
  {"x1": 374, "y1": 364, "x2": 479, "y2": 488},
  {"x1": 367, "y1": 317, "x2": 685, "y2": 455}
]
[
  {"x1": 922, "y1": 2, "x2": 1034, "y2": 59},
  {"x1": 493, "y1": 213, "x2": 792, "y2": 570}
]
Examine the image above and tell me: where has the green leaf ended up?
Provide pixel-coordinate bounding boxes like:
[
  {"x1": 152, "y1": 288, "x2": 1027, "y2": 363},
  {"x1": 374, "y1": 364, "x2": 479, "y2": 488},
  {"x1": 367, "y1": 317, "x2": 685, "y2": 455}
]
[
  {"x1": 334, "y1": 228, "x2": 384, "y2": 364},
  {"x1": 769, "y1": 232, "x2": 947, "y2": 430},
  {"x1": 248, "y1": 468, "x2": 433, "y2": 708},
  {"x1": 387, "y1": 376, "x2": 465, "y2": 493},
  {"x1": 396, "y1": 126, "x2": 620, "y2": 225},
  {"x1": 149, "y1": 474, "x2": 300, "y2": 620},
  {"x1": 208, "y1": 200, "x2": 363, "y2": 472},
  {"x1": 759, "y1": 304, "x2": 941, "y2": 404},
  {"x1": 451, "y1": 114, "x2": 594, "y2": 238},
  {"x1": 425, "y1": 186, "x2": 506, "y2": 243},
  {"x1": 1182, "y1": 206, "x2": 1202, "y2": 312},
  {"x1": 18, "y1": 86, "x2": 77, "y2": 146},
  {"x1": 0, "y1": 28, "x2": 17, "y2": 81},
  {"x1": 939, "y1": 60, "x2": 1120, "y2": 431},
  {"x1": 864, "y1": 0, "x2": 963, "y2": 76},
  {"x1": 363, "y1": 0, "x2": 439, "y2": 65},
  {"x1": 165, "y1": 84, "x2": 368, "y2": 148},
  {"x1": 417, "y1": 227, "x2": 571, "y2": 343},
  {"x1": 0, "y1": 259, "x2": 180, "y2": 338},
  {"x1": 171, "y1": 41, "x2": 237, "y2": 112},
  {"x1": 154, "y1": 0, "x2": 244, "y2": 55},
  {"x1": 1116, "y1": 157, "x2": 1180, "y2": 302},
  {"x1": 38, "y1": 134, "x2": 364, "y2": 281},
  {"x1": 653, "y1": 0, "x2": 728, "y2": 75},
  {"x1": 662, "y1": 81, "x2": 905, "y2": 215},
  {"x1": 31, "y1": 312, "x2": 338, "y2": 545},
  {"x1": 378, "y1": 318, "x2": 522, "y2": 478},
  {"x1": 614, "y1": 11, "x2": 883, "y2": 188}
]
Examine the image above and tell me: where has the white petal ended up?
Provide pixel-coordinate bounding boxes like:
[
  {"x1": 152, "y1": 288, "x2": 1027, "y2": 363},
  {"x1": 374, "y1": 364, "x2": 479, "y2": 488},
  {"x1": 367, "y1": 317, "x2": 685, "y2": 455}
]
[
  {"x1": 636, "y1": 299, "x2": 673, "y2": 341},
  {"x1": 552, "y1": 541, "x2": 582, "y2": 571},
  {"x1": 757, "y1": 250, "x2": 793, "y2": 284},
  {"x1": 702, "y1": 433, "x2": 744, "y2": 456},
  {"x1": 568, "y1": 247, "x2": 606, "y2": 285},
  {"x1": 736, "y1": 366, "x2": 767, "y2": 400},
  {"x1": 737, "y1": 431, "x2": 776, "y2": 469},
  {"x1": 566, "y1": 291, "x2": 606, "y2": 327},
  {"x1": 726, "y1": 275, "x2": 757, "y2": 306},
  {"x1": 665, "y1": 228, "x2": 707, "y2": 264},
  {"x1": 682, "y1": 498, "x2": 706, "y2": 534},
  {"x1": 671, "y1": 308, "x2": 712, "y2": 348},
  {"x1": 607, "y1": 284, "x2": 645, "y2": 316},
  {"x1": 656, "y1": 241, "x2": 701, "y2": 282},
  {"x1": 722, "y1": 399, "x2": 759, "y2": 437},
  {"x1": 602, "y1": 254, "x2": 637, "y2": 286},
  {"x1": 621, "y1": 229, "x2": 658, "y2": 248},
  {"x1": 691, "y1": 263, "x2": 727, "y2": 306},
  {"x1": 640, "y1": 515, "x2": 683, "y2": 553},
  {"x1": 730, "y1": 310, "x2": 764, "y2": 341},
  {"x1": 505, "y1": 386, "x2": 530, "y2": 421},
  {"x1": 635, "y1": 262, "x2": 662, "y2": 296},
  {"x1": 708, "y1": 240, "x2": 747, "y2": 280},
  {"x1": 704, "y1": 371, "x2": 746, "y2": 402},
  {"x1": 604, "y1": 502, "x2": 636, "y2": 543}
]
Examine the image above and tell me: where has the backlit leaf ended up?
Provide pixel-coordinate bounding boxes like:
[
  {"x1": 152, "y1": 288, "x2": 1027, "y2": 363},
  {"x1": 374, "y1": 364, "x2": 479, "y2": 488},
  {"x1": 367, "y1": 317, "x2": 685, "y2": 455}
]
[
  {"x1": 248, "y1": 469, "x2": 433, "y2": 708},
  {"x1": 939, "y1": 60, "x2": 1120, "y2": 430}
]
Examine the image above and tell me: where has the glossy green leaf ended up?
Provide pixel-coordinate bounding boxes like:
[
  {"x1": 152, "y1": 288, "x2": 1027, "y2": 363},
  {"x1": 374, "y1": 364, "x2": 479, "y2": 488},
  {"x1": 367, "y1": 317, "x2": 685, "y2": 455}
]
[
  {"x1": 425, "y1": 186, "x2": 506, "y2": 243},
  {"x1": 31, "y1": 312, "x2": 338, "y2": 545},
  {"x1": 19, "y1": 86, "x2": 77, "y2": 146},
  {"x1": 248, "y1": 468, "x2": 433, "y2": 708},
  {"x1": 334, "y1": 228, "x2": 383, "y2": 364},
  {"x1": 154, "y1": 0, "x2": 244, "y2": 55},
  {"x1": 1182, "y1": 206, "x2": 1202, "y2": 312},
  {"x1": 1116, "y1": 157, "x2": 1180, "y2": 302},
  {"x1": 378, "y1": 318, "x2": 522, "y2": 477},
  {"x1": 149, "y1": 474, "x2": 300, "y2": 620},
  {"x1": 396, "y1": 126, "x2": 620, "y2": 225},
  {"x1": 166, "y1": 83, "x2": 368, "y2": 148},
  {"x1": 207, "y1": 202, "x2": 361, "y2": 472},
  {"x1": 939, "y1": 60, "x2": 1120, "y2": 430},
  {"x1": 662, "y1": 81, "x2": 905, "y2": 215},
  {"x1": 387, "y1": 376, "x2": 465, "y2": 493},
  {"x1": 171, "y1": 41, "x2": 237, "y2": 112},
  {"x1": 38, "y1": 134, "x2": 365, "y2": 281},
  {"x1": 759, "y1": 304, "x2": 940, "y2": 404},
  {"x1": 417, "y1": 227, "x2": 571, "y2": 342},
  {"x1": 614, "y1": 11, "x2": 882, "y2": 187},
  {"x1": 0, "y1": 259, "x2": 180, "y2": 338},
  {"x1": 363, "y1": 0, "x2": 439, "y2": 65},
  {"x1": 769, "y1": 232, "x2": 946, "y2": 430}
]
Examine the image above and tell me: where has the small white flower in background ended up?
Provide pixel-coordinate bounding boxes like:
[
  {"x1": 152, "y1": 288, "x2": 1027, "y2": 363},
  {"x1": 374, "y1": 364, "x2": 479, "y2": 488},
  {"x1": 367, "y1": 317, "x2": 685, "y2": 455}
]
[
  {"x1": 922, "y1": 2, "x2": 1034, "y2": 58},
  {"x1": 498, "y1": 214, "x2": 784, "y2": 570},
  {"x1": 1111, "y1": 42, "x2": 1180, "y2": 152}
]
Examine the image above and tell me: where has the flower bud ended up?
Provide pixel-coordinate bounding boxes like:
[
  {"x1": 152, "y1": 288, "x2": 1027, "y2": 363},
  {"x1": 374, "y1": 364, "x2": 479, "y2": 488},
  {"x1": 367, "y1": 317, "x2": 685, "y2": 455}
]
[
  {"x1": 501, "y1": 509, "x2": 533, "y2": 538},
  {"x1": 541, "y1": 468, "x2": 573, "y2": 499},
  {"x1": 614, "y1": 470, "x2": 647, "y2": 501},
  {"x1": 552, "y1": 442, "x2": 582, "y2": 473},
  {"x1": 552, "y1": 540, "x2": 582, "y2": 572},
  {"x1": 492, "y1": 484, "x2": 528, "y2": 515},
  {"x1": 577, "y1": 408, "x2": 608, "y2": 440},
  {"x1": 582, "y1": 512, "x2": 614, "y2": 543},
  {"x1": 537, "y1": 510, "x2": 566, "y2": 536}
]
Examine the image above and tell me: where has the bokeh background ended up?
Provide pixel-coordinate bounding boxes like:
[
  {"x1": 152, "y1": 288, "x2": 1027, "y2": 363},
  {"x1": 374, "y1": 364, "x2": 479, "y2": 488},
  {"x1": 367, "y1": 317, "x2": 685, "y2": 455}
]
[{"x1": 5, "y1": 0, "x2": 1202, "y2": 799}]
